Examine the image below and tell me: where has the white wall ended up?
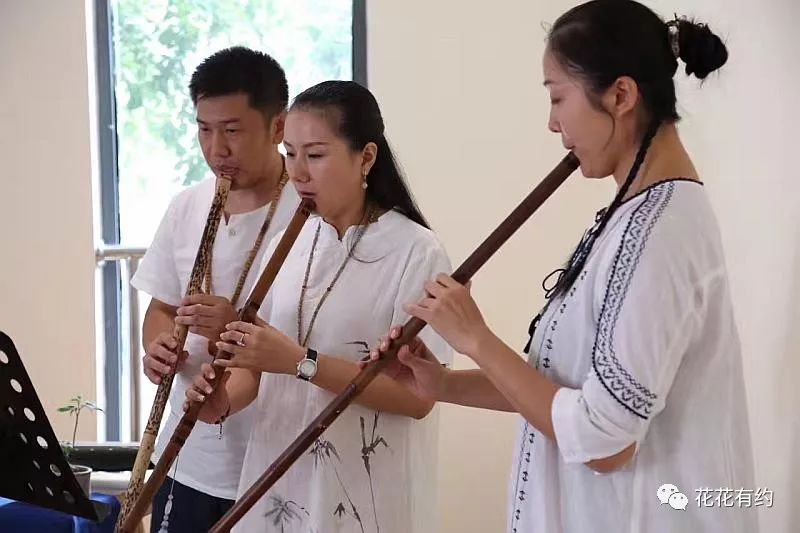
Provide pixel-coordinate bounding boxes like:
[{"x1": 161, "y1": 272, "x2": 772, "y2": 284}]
[
  {"x1": 368, "y1": 1, "x2": 799, "y2": 532},
  {"x1": 1, "y1": 1, "x2": 797, "y2": 531},
  {"x1": 0, "y1": 1, "x2": 99, "y2": 440}
]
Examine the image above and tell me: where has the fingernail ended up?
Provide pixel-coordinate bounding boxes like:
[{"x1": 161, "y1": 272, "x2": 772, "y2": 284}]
[
  {"x1": 205, "y1": 386, "x2": 212, "y2": 394},
  {"x1": 209, "y1": 372, "x2": 215, "y2": 379}
]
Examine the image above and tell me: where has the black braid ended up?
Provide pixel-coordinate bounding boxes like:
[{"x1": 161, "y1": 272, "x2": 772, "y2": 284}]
[{"x1": 548, "y1": 120, "x2": 661, "y2": 300}]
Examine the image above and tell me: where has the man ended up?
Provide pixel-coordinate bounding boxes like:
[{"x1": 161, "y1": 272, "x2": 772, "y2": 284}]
[{"x1": 131, "y1": 46, "x2": 300, "y2": 532}]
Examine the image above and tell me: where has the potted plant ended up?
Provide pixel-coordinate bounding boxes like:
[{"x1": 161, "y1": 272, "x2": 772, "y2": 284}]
[{"x1": 58, "y1": 395, "x2": 103, "y2": 496}]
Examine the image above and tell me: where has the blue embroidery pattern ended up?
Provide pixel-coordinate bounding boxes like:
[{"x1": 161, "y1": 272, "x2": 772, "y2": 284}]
[{"x1": 592, "y1": 183, "x2": 675, "y2": 419}]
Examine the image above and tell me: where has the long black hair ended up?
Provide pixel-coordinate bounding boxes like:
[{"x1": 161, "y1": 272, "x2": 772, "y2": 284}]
[
  {"x1": 545, "y1": 0, "x2": 728, "y2": 299},
  {"x1": 290, "y1": 80, "x2": 429, "y2": 229}
]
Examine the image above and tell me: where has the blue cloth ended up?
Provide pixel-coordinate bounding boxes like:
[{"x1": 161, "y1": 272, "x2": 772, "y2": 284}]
[{"x1": 0, "y1": 492, "x2": 119, "y2": 532}]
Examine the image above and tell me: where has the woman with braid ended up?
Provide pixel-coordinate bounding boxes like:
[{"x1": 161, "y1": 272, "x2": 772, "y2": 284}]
[{"x1": 369, "y1": 1, "x2": 757, "y2": 531}]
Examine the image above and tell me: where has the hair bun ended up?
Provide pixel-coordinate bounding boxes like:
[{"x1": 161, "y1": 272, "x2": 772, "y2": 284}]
[{"x1": 677, "y1": 19, "x2": 728, "y2": 79}]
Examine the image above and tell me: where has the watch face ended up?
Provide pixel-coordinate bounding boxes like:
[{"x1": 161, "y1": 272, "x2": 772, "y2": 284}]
[{"x1": 298, "y1": 359, "x2": 317, "y2": 377}]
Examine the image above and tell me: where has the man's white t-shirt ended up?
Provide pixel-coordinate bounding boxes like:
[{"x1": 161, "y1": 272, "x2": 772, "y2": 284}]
[{"x1": 131, "y1": 177, "x2": 300, "y2": 499}]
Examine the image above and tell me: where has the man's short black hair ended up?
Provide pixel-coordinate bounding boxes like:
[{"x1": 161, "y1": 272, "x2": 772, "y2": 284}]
[{"x1": 189, "y1": 46, "x2": 289, "y2": 119}]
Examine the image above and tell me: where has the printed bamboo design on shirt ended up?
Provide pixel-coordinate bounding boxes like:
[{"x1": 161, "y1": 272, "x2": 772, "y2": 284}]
[
  {"x1": 310, "y1": 437, "x2": 366, "y2": 532},
  {"x1": 360, "y1": 412, "x2": 389, "y2": 532}
]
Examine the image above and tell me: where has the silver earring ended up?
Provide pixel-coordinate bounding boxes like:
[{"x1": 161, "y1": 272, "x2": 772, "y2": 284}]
[{"x1": 361, "y1": 172, "x2": 368, "y2": 189}]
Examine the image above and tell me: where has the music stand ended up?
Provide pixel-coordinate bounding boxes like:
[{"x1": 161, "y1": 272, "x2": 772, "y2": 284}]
[{"x1": 0, "y1": 330, "x2": 110, "y2": 522}]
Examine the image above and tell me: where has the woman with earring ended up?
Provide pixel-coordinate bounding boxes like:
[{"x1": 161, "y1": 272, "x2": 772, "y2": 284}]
[
  {"x1": 186, "y1": 80, "x2": 452, "y2": 533},
  {"x1": 369, "y1": 1, "x2": 756, "y2": 532}
]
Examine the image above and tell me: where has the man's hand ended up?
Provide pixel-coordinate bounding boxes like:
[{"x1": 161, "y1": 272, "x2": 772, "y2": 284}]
[
  {"x1": 143, "y1": 332, "x2": 188, "y2": 385},
  {"x1": 175, "y1": 294, "x2": 238, "y2": 341}
]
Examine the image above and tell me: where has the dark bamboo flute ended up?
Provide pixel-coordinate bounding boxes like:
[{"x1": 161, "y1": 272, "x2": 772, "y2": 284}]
[
  {"x1": 118, "y1": 198, "x2": 315, "y2": 533},
  {"x1": 211, "y1": 153, "x2": 580, "y2": 532}
]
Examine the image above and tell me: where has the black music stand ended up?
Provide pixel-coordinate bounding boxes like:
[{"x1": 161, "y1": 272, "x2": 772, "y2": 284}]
[{"x1": 0, "y1": 330, "x2": 110, "y2": 522}]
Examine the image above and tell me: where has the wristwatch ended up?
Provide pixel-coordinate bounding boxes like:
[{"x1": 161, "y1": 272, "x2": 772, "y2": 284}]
[{"x1": 296, "y1": 347, "x2": 319, "y2": 381}]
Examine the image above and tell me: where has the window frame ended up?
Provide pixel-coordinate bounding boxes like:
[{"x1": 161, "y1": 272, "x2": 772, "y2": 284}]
[{"x1": 94, "y1": 0, "x2": 367, "y2": 440}]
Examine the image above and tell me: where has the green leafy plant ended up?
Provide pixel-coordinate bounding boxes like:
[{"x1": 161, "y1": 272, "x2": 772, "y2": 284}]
[{"x1": 58, "y1": 395, "x2": 103, "y2": 461}]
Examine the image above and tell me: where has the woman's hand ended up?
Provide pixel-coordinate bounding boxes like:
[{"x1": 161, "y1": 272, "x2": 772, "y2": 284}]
[
  {"x1": 183, "y1": 363, "x2": 231, "y2": 424},
  {"x1": 363, "y1": 325, "x2": 448, "y2": 402},
  {"x1": 404, "y1": 274, "x2": 491, "y2": 359},
  {"x1": 214, "y1": 321, "x2": 304, "y2": 375}
]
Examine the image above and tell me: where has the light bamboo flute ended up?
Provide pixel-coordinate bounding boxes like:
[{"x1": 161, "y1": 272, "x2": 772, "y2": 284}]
[
  {"x1": 211, "y1": 152, "x2": 580, "y2": 532},
  {"x1": 115, "y1": 176, "x2": 231, "y2": 532},
  {"x1": 118, "y1": 197, "x2": 315, "y2": 533}
]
